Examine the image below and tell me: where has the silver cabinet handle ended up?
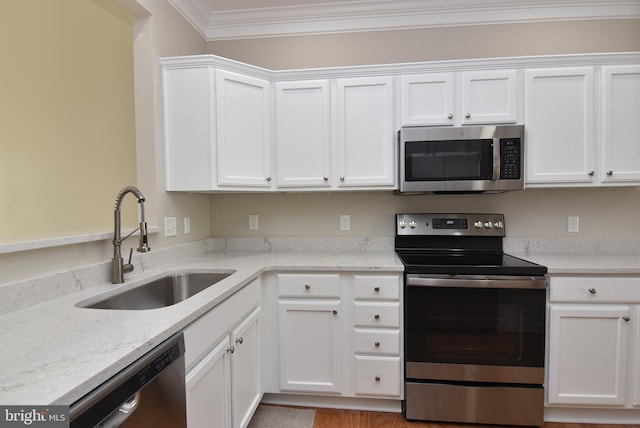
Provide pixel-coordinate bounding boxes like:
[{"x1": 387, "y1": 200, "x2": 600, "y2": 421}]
[
  {"x1": 447, "y1": 113, "x2": 453, "y2": 119},
  {"x1": 375, "y1": 375, "x2": 381, "y2": 382},
  {"x1": 340, "y1": 176, "x2": 345, "y2": 182},
  {"x1": 323, "y1": 176, "x2": 329, "y2": 181},
  {"x1": 465, "y1": 113, "x2": 471, "y2": 118},
  {"x1": 304, "y1": 284, "x2": 310, "y2": 290},
  {"x1": 374, "y1": 286, "x2": 380, "y2": 292},
  {"x1": 588, "y1": 288, "x2": 597, "y2": 294},
  {"x1": 607, "y1": 171, "x2": 613, "y2": 176},
  {"x1": 623, "y1": 316, "x2": 630, "y2": 322},
  {"x1": 228, "y1": 346, "x2": 235, "y2": 354},
  {"x1": 374, "y1": 314, "x2": 380, "y2": 320},
  {"x1": 266, "y1": 176, "x2": 272, "y2": 182},
  {"x1": 236, "y1": 337, "x2": 243, "y2": 344},
  {"x1": 588, "y1": 171, "x2": 595, "y2": 176},
  {"x1": 374, "y1": 341, "x2": 380, "y2": 347},
  {"x1": 332, "y1": 310, "x2": 338, "y2": 315}
]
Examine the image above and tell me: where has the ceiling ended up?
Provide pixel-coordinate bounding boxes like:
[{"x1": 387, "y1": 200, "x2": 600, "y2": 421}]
[{"x1": 167, "y1": 0, "x2": 640, "y2": 41}]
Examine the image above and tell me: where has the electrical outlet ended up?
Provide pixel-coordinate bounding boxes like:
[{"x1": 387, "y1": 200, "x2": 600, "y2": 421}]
[
  {"x1": 184, "y1": 217, "x2": 191, "y2": 235},
  {"x1": 249, "y1": 214, "x2": 259, "y2": 230},
  {"x1": 340, "y1": 215, "x2": 350, "y2": 231},
  {"x1": 164, "y1": 217, "x2": 177, "y2": 237},
  {"x1": 568, "y1": 216, "x2": 579, "y2": 233}
]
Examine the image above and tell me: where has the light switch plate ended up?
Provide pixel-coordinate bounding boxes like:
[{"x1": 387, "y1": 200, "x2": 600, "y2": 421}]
[
  {"x1": 249, "y1": 214, "x2": 259, "y2": 230},
  {"x1": 340, "y1": 215, "x2": 350, "y2": 231},
  {"x1": 568, "y1": 216, "x2": 579, "y2": 233},
  {"x1": 184, "y1": 217, "x2": 191, "y2": 235},
  {"x1": 164, "y1": 217, "x2": 177, "y2": 237}
]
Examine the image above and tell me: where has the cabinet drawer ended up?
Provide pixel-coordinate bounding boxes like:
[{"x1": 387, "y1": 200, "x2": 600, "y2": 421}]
[
  {"x1": 550, "y1": 276, "x2": 640, "y2": 303},
  {"x1": 354, "y1": 329, "x2": 400, "y2": 355},
  {"x1": 354, "y1": 302, "x2": 400, "y2": 328},
  {"x1": 277, "y1": 273, "x2": 340, "y2": 298},
  {"x1": 354, "y1": 356, "x2": 402, "y2": 397},
  {"x1": 353, "y1": 275, "x2": 400, "y2": 300}
]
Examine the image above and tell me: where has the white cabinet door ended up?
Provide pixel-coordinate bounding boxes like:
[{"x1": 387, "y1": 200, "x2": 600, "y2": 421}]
[
  {"x1": 278, "y1": 300, "x2": 342, "y2": 393},
  {"x1": 186, "y1": 336, "x2": 232, "y2": 428},
  {"x1": 548, "y1": 305, "x2": 631, "y2": 406},
  {"x1": 461, "y1": 70, "x2": 518, "y2": 124},
  {"x1": 163, "y1": 66, "x2": 216, "y2": 191},
  {"x1": 524, "y1": 67, "x2": 595, "y2": 185},
  {"x1": 336, "y1": 76, "x2": 396, "y2": 188},
  {"x1": 601, "y1": 65, "x2": 640, "y2": 184},
  {"x1": 275, "y1": 80, "x2": 331, "y2": 188},
  {"x1": 216, "y1": 70, "x2": 272, "y2": 188},
  {"x1": 400, "y1": 73, "x2": 455, "y2": 126},
  {"x1": 231, "y1": 307, "x2": 262, "y2": 428}
]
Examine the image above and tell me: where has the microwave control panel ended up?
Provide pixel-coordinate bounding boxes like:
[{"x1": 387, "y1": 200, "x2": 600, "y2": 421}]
[{"x1": 499, "y1": 138, "x2": 521, "y2": 180}]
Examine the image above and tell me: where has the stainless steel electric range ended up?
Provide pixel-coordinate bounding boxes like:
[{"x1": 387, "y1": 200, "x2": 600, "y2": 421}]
[{"x1": 395, "y1": 213, "x2": 548, "y2": 427}]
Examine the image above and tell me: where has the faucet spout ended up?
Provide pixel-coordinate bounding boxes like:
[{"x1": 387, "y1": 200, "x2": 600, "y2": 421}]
[{"x1": 112, "y1": 186, "x2": 151, "y2": 284}]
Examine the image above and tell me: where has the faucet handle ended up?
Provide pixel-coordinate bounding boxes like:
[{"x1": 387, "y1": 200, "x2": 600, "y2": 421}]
[{"x1": 127, "y1": 248, "x2": 133, "y2": 265}]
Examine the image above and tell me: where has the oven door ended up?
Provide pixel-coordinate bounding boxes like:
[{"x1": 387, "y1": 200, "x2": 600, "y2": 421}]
[{"x1": 405, "y1": 274, "x2": 547, "y2": 383}]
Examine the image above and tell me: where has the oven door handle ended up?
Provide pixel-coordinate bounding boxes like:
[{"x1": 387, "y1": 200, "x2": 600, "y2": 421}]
[{"x1": 406, "y1": 274, "x2": 548, "y2": 289}]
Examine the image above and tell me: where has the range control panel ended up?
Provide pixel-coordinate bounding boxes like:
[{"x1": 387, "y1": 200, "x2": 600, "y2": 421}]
[{"x1": 396, "y1": 213, "x2": 506, "y2": 237}]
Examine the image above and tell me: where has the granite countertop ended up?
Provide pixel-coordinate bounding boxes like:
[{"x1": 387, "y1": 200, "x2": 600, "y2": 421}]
[{"x1": 0, "y1": 250, "x2": 403, "y2": 406}]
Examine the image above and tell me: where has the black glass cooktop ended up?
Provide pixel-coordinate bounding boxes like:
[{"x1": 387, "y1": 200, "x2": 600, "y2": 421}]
[{"x1": 396, "y1": 251, "x2": 548, "y2": 276}]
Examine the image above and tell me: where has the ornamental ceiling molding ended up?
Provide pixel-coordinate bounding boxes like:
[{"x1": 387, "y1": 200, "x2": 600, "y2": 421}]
[{"x1": 168, "y1": 0, "x2": 640, "y2": 41}]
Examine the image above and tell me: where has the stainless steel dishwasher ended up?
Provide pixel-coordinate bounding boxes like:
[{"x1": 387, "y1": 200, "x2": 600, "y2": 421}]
[{"x1": 70, "y1": 333, "x2": 187, "y2": 428}]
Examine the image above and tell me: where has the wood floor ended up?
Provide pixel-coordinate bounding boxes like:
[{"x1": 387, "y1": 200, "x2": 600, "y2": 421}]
[{"x1": 312, "y1": 408, "x2": 640, "y2": 428}]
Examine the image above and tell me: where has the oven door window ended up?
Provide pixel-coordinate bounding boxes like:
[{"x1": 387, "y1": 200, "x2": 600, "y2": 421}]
[
  {"x1": 405, "y1": 286, "x2": 545, "y2": 367},
  {"x1": 405, "y1": 139, "x2": 494, "y2": 181}
]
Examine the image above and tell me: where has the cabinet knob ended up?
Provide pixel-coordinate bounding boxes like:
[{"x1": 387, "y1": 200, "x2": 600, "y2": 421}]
[
  {"x1": 623, "y1": 316, "x2": 631, "y2": 322},
  {"x1": 304, "y1": 284, "x2": 311, "y2": 290},
  {"x1": 607, "y1": 170, "x2": 613, "y2": 176},
  {"x1": 374, "y1": 314, "x2": 380, "y2": 320},
  {"x1": 266, "y1": 176, "x2": 272, "y2": 182},
  {"x1": 332, "y1": 310, "x2": 338, "y2": 315},
  {"x1": 374, "y1": 286, "x2": 380, "y2": 293},
  {"x1": 375, "y1": 375, "x2": 381, "y2": 382},
  {"x1": 465, "y1": 113, "x2": 471, "y2": 119},
  {"x1": 228, "y1": 346, "x2": 235, "y2": 354},
  {"x1": 236, "y1": 337, "x2": 243, "y2": 344},
  {"x1": 588, "y1": 288, "x2": 597, "y2": 294},
  {"x1": 323, "y1": 176, "x2": 329, "y2": 181},
  {"x1": 588, "y1": 171, "x2": 595, "y2": 176},
  {"x1": 374, "y1": 341, "x2": 380, "y2": 347},
  {"x1": 340, "y1": 176, "x2": 345, "y2": 182},
  {"x1": 447, "y1": 113, "x2": 453, "y2": 119}
]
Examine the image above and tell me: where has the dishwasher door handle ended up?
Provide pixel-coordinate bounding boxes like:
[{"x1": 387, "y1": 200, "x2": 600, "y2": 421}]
[
  {"x1": 99, "y1": 392, "x2": 141, "y2": 427},
  {"x1": 406, "y1": 274, "x2": 548, "y2": 289}
]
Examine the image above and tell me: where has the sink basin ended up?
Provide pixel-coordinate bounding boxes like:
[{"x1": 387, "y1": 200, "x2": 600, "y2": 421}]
[{"x1": 82, "y1": 271, "x2": 235, "y2": 310}]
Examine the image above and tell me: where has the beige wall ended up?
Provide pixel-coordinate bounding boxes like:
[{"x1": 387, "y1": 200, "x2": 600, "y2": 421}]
[
  {"x1": 207, "y1": 19, "x2": 640, "y2": 69},
  {"x1": 0, "y1": 0, "x2": 137, "y2": 242},
  {"x1": 206, "y1": 18, "x2": 640, "y2": 239}
]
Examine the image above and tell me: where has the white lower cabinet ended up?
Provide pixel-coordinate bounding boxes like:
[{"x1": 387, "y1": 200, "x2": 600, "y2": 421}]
[
  {"x1": 548, "y1": 276, "x2": 639, "y2": 410},
  {"x1": 184, "y1": 279, "x2": 262, "y2": 428},
  {"x1": 271, "y1": 272, "x2": 403, "y2": 401}
]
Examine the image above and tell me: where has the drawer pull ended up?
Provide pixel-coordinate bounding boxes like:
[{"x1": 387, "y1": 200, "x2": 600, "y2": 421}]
[
  {"x1": 374, "y1": 287, "x2": 380, "y2": 292},
  {"x1": 374, "y1": 314, "x2": 380, "y2": 320},
  {"x1": 374, "y1": 341, "x2": 380, "y2": 347},
  {"x1": 375, "y1": 375, "x2": 381, "y2": 382},
  {"x1": 304, "y1": 284, "x2": 311, "y2": 290},
  {"x1": 228, "y1": 346, "x2": 235, "y2": 354},
  {"x1": 623, "y1": 316, "x2": 631, "y2": 322},
  {"x1": 588, "y1": 288, "x2": 597, "y2": 294},
  {"x1": 332, "y1": 310, "x2": 338, "y2": 315},
  {"x1": 235, "y1": 337, "x2": 243, "y2": 345}
]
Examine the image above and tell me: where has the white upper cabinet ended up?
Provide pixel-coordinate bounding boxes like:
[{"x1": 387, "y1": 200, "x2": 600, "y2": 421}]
[
  {"x1": 336, "y1": 76, "x2": 396, "y2": 188},
  {"x1": 274, "y1": 80, "x2": 332, "y2": 188},
  {"x1": 216, "y1": 70, "x2": 272, "y2": 188},
  {"x1": 524, "y1": 67, "x2": 595, "y2": 186},
  {"x1": 163, "y1": 65, "x2": 216, "y2": 191},
  {"x1": 601, "y1": 65, "x2": 640, "y2": 185},
  {"x1": 400, "y1": 70, "x2": 518, "y2": 126}
]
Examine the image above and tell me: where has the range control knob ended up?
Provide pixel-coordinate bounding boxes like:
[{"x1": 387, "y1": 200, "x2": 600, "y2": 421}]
[
  {"x1": 474, "y1": 221, "x2": 483, "y2": 229},
  {"x1": 408, "y1": 220, "x2": 417, "y2": 229},
  {"x1": 484, "y1": 221, "x2": 494, "y2": 229},
  {"x1": 494, "y1": 221, "x2": 504, "y2": 229},
  {"x1": 398, "y1": 220, "x2": 406, "y2": 229}
]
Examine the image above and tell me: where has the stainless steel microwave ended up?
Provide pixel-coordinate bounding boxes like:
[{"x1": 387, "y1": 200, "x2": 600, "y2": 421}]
[{"x1": 397, "y1": 125, "x2": 524, "y2": 194}]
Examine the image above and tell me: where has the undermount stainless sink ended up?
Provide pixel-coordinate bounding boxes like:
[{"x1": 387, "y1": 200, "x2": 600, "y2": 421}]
[{"x1": 81, "y1": 271, "x2": 235, "y2": 310}]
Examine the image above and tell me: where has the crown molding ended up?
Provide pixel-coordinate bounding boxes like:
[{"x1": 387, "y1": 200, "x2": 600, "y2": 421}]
[{"x1": 167, "y1": 0, "x2": 640, "y2": 41}]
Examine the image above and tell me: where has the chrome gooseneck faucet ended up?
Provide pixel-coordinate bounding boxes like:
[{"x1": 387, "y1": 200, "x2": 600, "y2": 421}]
[{"x1": 112, "y1": 186, "x2": 151, "y2": 284}]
